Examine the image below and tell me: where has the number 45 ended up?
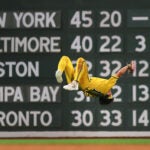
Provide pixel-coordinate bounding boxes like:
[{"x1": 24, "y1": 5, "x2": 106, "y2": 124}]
[{"x1": 70, "y1": 11, "x2": 93, "y2": 28}]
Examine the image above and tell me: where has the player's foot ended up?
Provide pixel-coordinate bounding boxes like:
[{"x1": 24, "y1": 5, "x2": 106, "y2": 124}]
[
  {"x1": 55, "y1": 70, "x2": 63, "y2": 83},
  {"x1": 128, "y1": 61, "x2": 136, "y2": 73},
  {"x1": 63, "y1": 80, "x2": 79, "y2": 91}
]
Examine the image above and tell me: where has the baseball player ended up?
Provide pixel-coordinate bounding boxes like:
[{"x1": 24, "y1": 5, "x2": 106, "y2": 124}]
[{"x1": 55, "y1": 56, "x2": 135, "y2": 104}]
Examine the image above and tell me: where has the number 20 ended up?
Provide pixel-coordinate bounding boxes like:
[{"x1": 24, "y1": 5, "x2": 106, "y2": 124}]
[{"x1": 99, "y1": 11, "x2": 122, "y2": 27}]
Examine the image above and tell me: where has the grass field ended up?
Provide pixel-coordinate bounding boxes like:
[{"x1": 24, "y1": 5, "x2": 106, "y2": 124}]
[
  {"x1": 0, "y1": 138, "x2": 150, "y2": 145},
  {"x1": 0, "y1": 138, "x2": 150, "y2": 150}
]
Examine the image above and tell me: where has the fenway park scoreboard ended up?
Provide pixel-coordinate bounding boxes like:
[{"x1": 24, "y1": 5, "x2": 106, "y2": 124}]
[{"x1": 0, "y1": 0, "x2": 149, "y2": 138}]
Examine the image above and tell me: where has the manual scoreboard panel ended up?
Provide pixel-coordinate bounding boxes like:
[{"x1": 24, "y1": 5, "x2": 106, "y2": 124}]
[{"x1": 0, "y1": 0, "x2": 149, "y2": 137}]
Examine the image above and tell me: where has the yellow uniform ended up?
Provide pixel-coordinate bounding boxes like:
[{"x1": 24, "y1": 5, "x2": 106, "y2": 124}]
[{"x1": 57, "y1": 56, "x2": 118, "y2": 97}]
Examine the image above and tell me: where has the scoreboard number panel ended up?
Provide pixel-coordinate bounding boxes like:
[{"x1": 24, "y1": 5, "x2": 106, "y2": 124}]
[
  {"x1": 112, "y1": 84, "x2": 124, "y2": 103},
  {"x1": 97, "y1": 34, "x2": 123, "y2": 53},
  {"x1": 67, "y1": 107, "x2": 125, "y2": 130},
  {"x1": 127, "y1": 10, "x2": 150, "y2": 27},
  {"x1": 98, "y1": 109, "x2": 123, "y2": 128},
  {"x1": 96, "y1": 59, "x2": 124, "y2": 78},
  {"x1": 132, "y1": 109, "x2": 149, "y2": 127},
  {"x1": 132, "y1": 85, "x2": 150, "y2": 102},
  {"x1": 98, "y1": 10, "x2": 123, "y2": 28},
  {"x1": 68, "y1": 34, "x2": 95, "y2": 53},
  {"x1": 131, "y1": 60, "x2": 149, "y2": 77},
  {"x1": 126, "y1": 84, "x2": 150, "y2": 103},
  {"x1": 69, "y1": 91, "x2": 96, "y2": 103},
  {"x1": 68, "y1": 10, "x2": 123, "y2": 28},
  {"x1": 69, "y1": 10, "x2": 94, "y2": 28},
  {"x1": 127, "y1": 108, "x2": 150, "y2": 129},
  {"x1": 0, "y1": 0, "x2": 150, "y2": 138},
  {"x1": 70, "y1": 109, "x2": 95, "y2": 128},
  {"x1": 127, "y1": 33, "x2": 150, "y2": 53}
]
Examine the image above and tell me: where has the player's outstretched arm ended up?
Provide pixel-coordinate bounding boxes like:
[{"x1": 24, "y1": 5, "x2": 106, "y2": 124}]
[{"x1": 116, "y1": 61, "x2": 135, "y2": 78}]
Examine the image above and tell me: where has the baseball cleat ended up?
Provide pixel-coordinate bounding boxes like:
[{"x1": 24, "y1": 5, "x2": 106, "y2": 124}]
[{"x1": 63, "y1": 80, "x2": 79, "y2": 91}]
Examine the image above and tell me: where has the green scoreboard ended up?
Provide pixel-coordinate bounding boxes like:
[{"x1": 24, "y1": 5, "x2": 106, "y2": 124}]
[{"x1": 0, "y1": 0, "x2": 149, "y2": 138}]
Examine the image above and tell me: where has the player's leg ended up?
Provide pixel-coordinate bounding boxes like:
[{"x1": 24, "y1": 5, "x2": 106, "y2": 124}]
[
  {"x1": 55, "y1": 56, "x2": 75, "y2": 83},
  {"x1": 63, "y1": 57, "x2": 90, "y2": 91},
  {"x1": 74, "y1": 57, "x2": 89, "y2": 82},
  {"x1": 116, "y1": 60, "x2": 135, "y2": 78}
]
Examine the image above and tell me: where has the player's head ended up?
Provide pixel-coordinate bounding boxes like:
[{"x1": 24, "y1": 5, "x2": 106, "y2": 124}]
[{"x1": 99, "y1": 95, "x2": 114, "y2": 105}]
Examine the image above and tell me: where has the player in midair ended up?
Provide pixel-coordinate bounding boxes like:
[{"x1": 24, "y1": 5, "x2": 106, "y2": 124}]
[{"x1": 55, "y1": 56, "x2": 135, "y2": 104}]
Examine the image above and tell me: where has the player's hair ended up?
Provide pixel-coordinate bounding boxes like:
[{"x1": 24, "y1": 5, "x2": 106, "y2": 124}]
[{"x1": 99, "y1": 95, "x2": 114, "y2": 105}]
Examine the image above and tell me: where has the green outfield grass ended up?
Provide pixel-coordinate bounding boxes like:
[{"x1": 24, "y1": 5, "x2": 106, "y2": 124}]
[{"x1": 0, "y1": 139, "x2": 150, "y2": 145}]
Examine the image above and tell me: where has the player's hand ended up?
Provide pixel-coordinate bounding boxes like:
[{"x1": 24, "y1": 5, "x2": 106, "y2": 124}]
[{"x1": 55, "y1": 70, "x2": 63, "y2": 83}]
